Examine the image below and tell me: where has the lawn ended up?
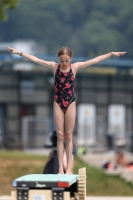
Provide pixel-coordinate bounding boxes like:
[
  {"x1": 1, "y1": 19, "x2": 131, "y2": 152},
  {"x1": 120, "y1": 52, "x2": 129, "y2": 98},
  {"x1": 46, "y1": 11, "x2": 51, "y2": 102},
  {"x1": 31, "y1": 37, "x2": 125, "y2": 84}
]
[{"x1": 0, "y1": 150, "x2": 133, "y2": 196}]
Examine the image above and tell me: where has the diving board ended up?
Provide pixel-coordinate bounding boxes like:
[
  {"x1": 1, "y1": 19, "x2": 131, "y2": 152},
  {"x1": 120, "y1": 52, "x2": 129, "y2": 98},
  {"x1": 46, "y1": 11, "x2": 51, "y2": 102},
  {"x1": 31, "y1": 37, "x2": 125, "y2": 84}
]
[{"x1": 11, "y1": 168, "x2": 86, "y2": 200}]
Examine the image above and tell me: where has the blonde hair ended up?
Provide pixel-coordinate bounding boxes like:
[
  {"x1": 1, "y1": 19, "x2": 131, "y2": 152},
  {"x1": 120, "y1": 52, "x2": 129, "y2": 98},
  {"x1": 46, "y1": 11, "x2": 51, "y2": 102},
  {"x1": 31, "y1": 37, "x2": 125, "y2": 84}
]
[{"x1": 57, "y1": 47, "x2": 73, "y2": 58}]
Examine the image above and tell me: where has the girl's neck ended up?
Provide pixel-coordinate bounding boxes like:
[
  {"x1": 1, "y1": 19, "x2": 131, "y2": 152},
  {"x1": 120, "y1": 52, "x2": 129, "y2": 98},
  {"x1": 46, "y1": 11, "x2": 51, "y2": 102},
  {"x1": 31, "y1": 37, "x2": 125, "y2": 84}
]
[{"x1": 59, "y1": 64, "x2": 71, "y2": 73}]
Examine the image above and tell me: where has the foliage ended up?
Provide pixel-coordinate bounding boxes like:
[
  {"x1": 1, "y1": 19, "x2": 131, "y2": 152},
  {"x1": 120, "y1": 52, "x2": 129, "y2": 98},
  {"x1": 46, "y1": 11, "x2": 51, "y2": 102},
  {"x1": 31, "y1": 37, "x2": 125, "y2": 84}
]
[
  {"x1": 0, "y1": 0, "x2": 19, "y2": 20},
  {"x1": 0, "y1": 0, "x2": 133, "y2": 58}
]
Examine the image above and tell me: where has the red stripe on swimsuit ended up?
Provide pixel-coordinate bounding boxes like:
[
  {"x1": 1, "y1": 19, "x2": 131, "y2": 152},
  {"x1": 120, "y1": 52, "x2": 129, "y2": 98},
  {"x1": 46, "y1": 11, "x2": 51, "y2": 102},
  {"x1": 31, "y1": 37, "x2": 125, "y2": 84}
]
[{"x1": 54, "y1": 65, "x2": 75, "y2": 113}]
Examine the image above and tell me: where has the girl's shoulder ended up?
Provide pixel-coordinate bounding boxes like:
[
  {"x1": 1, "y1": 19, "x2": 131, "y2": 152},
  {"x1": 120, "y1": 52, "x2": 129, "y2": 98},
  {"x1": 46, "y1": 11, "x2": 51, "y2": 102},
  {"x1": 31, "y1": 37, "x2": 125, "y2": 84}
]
[
  {"x1": 71, "y1": 63, "x2": 78, "y2": 76},
  {"x1": 53, "y1": 63, "x2": 59, "y2": 74}
]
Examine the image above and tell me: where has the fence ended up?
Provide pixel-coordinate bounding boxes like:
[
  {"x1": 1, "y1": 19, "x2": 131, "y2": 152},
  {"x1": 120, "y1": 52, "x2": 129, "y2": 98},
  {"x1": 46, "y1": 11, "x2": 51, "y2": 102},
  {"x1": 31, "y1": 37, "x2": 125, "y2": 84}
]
[{"x1": 21, "y1": 116, "x2": 51, "y2": 149}]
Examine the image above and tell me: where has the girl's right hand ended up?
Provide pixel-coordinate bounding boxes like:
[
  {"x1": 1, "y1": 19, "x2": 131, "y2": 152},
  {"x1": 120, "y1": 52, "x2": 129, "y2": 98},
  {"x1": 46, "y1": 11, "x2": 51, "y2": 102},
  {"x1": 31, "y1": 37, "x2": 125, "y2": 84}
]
[
  {"x1": 111, "y1": 52, "x2": 127, "y2": 57},
  {"x1": 6, "y1": 46, "x2": 21, "y2": 55}
]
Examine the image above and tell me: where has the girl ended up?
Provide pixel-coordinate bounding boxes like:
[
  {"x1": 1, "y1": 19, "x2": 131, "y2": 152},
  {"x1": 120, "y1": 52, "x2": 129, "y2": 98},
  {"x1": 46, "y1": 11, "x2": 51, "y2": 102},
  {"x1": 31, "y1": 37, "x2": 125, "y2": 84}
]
[{"x1": 6, "y1": 46, "x2": 126, "y2": 174}]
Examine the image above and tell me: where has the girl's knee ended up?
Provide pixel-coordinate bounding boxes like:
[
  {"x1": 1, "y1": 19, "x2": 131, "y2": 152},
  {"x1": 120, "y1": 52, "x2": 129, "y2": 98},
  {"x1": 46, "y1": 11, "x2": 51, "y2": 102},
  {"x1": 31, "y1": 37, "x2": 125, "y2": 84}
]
[
  {"x1": 65, "y1": 131, "x2": 72, "y2": 142},
  {"x1": 57, "y1": 131, "x2": 64, "y2": 141}
]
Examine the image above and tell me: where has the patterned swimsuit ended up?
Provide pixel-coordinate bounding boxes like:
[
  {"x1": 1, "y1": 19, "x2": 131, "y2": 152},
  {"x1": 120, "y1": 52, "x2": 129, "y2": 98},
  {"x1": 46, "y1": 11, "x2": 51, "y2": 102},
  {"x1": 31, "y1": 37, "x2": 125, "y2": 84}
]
[{"x1": 54, "y1": 65, "x2": 75, "y2": 113}]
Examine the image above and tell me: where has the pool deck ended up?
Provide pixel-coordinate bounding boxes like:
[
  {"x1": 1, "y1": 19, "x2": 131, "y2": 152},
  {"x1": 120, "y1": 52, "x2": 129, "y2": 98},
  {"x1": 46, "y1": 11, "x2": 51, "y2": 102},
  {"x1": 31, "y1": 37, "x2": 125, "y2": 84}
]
[{"x1": 0, "y1": 196, "x2": 133, "y2": 200}]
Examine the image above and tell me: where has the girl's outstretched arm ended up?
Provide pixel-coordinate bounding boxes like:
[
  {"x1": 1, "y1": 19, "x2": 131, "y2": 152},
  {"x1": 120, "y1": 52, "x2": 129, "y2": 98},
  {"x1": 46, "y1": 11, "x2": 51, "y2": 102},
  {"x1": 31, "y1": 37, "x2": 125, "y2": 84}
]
[
  {"x1": 74, "y1": 52, "x2": 127, "y2": 71},
  {"x1": 6, "y1": 46, "x2": 56, "y2": 70}
]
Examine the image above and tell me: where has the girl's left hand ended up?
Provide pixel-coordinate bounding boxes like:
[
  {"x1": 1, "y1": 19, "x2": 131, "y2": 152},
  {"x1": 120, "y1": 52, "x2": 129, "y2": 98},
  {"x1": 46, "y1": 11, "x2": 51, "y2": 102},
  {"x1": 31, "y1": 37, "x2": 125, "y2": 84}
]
[{"x1": 112, "y1": 52, "x2": 127, "y2": 57}]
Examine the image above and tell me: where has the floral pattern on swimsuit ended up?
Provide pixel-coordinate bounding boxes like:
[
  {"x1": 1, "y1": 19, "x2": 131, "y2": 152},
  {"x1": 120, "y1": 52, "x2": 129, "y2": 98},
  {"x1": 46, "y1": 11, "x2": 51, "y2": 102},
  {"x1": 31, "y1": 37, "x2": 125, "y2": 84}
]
[{"x1": 54, "y1": 65, "x2": 75, "y2": 113}]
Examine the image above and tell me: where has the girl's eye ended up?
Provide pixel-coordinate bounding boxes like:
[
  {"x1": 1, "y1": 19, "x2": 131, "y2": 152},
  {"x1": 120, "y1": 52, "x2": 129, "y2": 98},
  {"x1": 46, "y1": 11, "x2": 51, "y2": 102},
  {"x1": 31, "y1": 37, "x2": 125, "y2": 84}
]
[{"x1": 60, "y1": 60, "x2": 68, "y2": 62}]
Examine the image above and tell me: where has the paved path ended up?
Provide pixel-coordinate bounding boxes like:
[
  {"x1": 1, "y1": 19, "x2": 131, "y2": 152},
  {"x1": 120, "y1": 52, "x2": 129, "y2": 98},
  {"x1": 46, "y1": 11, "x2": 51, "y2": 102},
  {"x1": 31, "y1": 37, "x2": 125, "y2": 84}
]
[{"x1": 0, "y1": 196, "x2": 133, "y2": 200}]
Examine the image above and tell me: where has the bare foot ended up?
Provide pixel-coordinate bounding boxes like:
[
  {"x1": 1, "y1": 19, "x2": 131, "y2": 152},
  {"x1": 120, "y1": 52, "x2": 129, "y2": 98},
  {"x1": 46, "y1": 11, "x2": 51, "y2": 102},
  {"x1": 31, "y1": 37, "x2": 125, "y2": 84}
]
[
  {"x1": 66, "y1": 169, "x2": 72, "y2": 174},
  {"x1": 57, "y1": 169, "x2": 64, "y2": 174}
]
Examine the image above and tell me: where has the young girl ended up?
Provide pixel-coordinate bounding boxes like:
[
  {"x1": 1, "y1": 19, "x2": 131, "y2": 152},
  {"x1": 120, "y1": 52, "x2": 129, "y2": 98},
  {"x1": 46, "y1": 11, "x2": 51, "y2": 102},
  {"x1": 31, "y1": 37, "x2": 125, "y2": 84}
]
[{"x1": 6, "y1": 46, "x2": 126, "y2": 174}]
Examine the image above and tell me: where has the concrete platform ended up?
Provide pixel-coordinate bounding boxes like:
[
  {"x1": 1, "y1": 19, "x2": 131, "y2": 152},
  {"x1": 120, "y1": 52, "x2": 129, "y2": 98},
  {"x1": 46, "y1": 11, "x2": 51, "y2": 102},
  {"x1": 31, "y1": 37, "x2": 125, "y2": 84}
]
[{"x1": 0, "y1": 196, "x2": 133, "y2": 200}]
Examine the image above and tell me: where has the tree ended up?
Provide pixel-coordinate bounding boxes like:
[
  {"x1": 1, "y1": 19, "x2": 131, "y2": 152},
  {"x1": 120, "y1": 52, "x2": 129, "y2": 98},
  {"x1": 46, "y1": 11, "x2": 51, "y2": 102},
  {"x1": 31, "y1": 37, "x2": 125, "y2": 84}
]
[
  {"x1": 0, "y1": 0, "x2": 133, "y2": 58},
  {"x1": 0, "y1": 0, "x2": 19, "y2": 20}
]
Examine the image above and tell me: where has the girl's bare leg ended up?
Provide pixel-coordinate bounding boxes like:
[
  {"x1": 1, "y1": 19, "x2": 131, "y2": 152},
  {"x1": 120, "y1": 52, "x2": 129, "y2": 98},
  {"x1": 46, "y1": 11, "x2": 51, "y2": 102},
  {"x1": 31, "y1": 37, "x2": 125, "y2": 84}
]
[
  {"x1": 65, "y1": 101, "x2": 76, "y2": 174},
  {"x1": 63, "y1": 151, "x2": 67, "y2": 172},
  {"x1": 63, "y1": 151, "x2": 74, "y2": 173},
  {"x1": 53, "y1": 102, "x2": 65, "y2": 174}
]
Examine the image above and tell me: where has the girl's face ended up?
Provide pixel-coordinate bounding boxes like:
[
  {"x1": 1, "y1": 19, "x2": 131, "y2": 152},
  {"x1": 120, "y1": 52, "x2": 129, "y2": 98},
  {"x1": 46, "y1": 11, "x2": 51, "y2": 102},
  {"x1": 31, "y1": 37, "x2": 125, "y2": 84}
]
[{"x1": 58, "y1": 54, "x2": 72, "y2": 69}]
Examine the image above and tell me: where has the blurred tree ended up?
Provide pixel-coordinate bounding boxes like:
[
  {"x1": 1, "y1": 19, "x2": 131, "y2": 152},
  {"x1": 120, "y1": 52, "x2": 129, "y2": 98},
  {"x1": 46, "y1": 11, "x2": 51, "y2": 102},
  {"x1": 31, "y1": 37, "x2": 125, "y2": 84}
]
[
  {"x1": 0, "y1": 0, "x2": 132, "y2": 58},
  {"x1": 0, "y1": 0, "x2": 19, "y2": 20}
]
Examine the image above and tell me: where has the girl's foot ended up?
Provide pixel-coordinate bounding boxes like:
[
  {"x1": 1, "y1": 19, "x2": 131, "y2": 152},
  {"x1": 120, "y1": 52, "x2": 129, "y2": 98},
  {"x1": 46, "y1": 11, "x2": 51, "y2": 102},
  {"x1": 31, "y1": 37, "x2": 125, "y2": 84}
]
[
  {"x1": 58, "y1": 169, "x2": 64, "y2": 174},
  {"x1": 66, "y1": 168, "x2": 72, "y2": 174},
  {"x1": 57, "y1": 172, "x2": 64, "y2": 174}
]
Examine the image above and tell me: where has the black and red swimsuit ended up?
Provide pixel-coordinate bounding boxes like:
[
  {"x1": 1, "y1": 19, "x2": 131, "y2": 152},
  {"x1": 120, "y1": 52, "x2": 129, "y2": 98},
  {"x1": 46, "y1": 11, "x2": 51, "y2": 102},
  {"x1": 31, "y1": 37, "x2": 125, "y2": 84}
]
[{"x1": 54, "y1": 65, "x2": 75, "y2": 113}]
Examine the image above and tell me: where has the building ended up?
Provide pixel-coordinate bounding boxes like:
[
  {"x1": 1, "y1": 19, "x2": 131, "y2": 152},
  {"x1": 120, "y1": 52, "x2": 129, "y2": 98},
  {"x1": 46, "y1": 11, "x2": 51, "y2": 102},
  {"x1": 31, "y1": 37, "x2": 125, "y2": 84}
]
[{"x1": 0, "y1": 42, "x2": 133, "y2": 151}]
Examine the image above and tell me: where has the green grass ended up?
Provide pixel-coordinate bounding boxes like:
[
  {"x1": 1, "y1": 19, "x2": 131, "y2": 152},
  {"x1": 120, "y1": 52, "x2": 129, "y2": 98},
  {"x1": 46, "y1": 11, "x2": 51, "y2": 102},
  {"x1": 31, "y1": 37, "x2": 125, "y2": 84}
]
[
  {"x1": 74, "y1": 156, "x2": 133, "y2": 196},
  {"x1": 0, "y1": 150, "x2": 133, "y2": 196}
]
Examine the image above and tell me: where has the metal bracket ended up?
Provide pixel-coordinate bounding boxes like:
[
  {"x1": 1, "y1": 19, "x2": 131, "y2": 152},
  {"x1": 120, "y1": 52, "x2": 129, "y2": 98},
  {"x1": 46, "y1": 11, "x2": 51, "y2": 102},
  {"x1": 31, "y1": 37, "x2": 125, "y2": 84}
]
[
  {"x1": 17, "y1": 187, "x2": 29, "y2": 200},
  {"x1": 52, "y1": 187, "x2": 64, "y2": 200}
]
